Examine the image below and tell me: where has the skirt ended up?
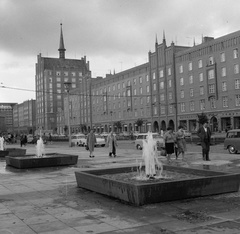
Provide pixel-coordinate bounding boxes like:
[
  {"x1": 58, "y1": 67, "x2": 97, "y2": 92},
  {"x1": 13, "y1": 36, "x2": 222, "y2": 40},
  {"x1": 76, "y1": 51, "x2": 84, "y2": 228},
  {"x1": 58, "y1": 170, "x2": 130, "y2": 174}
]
[{"x1": 165, "y1": 142, "x2": 175, "y2": 154}]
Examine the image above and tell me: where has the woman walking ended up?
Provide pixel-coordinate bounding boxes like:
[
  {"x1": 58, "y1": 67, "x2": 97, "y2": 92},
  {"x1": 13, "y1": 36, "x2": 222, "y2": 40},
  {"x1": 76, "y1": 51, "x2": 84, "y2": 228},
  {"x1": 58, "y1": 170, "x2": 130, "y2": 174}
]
[
  {"x1": 107, "y1": 131, "x2": 118, "y2": 157},
  {"x1": 163, "y1": 127, "x2": 175, "y2": 163},
  {"x1": 175, "y1": 126, "x2": 187, "y2": 161},
  {"x1": 86, "y1": 129, "x2": 96, "y2": 158}
]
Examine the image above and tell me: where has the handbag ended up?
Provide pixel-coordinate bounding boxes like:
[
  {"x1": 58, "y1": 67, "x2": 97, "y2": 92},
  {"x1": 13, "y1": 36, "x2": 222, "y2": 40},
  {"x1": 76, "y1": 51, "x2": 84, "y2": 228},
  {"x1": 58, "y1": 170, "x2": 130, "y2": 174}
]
[{"x1": 85, "y1": 145, "x2": 89, "y2": 151}]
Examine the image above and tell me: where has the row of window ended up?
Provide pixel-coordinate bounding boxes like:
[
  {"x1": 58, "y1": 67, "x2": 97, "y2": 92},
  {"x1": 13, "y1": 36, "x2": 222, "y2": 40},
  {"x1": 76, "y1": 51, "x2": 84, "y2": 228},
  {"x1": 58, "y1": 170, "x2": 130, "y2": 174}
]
[{"x1": 178, "y1": 49, "x2": 239, "y2": 73}]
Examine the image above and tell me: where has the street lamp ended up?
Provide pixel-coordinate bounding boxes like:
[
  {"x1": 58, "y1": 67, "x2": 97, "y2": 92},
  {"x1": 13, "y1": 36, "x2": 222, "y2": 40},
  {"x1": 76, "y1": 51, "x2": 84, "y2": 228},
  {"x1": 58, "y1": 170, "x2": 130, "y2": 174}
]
[
  {"x1": 64, "y1": 81, "x2": 72, "y2": 147},
  {"x1": 110, "y1": 111, "x2": 113, "y2": 132}
]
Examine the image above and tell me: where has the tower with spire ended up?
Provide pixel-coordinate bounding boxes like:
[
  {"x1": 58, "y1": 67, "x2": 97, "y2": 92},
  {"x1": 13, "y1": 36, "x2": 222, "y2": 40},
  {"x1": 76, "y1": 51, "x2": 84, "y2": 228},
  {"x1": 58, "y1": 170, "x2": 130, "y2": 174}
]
[{"x1": 58, "y1": 23, "x2": 66, "y2": 59}]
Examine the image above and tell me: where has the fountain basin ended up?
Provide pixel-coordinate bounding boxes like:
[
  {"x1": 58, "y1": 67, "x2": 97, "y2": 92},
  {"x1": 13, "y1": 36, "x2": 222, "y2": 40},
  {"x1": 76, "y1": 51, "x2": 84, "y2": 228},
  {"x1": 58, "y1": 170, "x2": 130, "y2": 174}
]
[
  {"x1": 75, "y1": 165, "x2": 240, "y2": 206},
  {"x1": 5, "y1": 148, "x2": 26, "y2": 156},
  {"x1": 6, "y1": 153, "x2": 78, "y2": 169}
]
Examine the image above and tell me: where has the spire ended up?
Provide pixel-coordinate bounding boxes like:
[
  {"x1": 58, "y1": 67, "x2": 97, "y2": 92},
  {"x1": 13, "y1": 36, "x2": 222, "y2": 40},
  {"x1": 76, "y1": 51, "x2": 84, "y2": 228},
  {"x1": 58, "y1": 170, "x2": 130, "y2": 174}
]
[
  {"x1": 58, "y1": 23, "x2": 66, "y2": 59},
  {"x1": 155, "y1": 34, "x2": 158, "y2": 45},
  {"x1": 163, "y1": 30, "x2": 166, "y2": 44},
  {"x1": 193, "y1": 37, "x2": 196, "y2": 46}
]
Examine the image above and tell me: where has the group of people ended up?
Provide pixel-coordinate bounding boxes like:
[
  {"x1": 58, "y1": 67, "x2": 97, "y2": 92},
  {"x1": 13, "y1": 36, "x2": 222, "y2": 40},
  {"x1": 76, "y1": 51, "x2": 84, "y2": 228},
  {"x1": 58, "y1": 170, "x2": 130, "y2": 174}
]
[
  {"x1": 163, "y1": 120, "x2": 211, "y2": 163},
  {"x1": 86, "y1": 130, "x2": 118, "y2": 158}
]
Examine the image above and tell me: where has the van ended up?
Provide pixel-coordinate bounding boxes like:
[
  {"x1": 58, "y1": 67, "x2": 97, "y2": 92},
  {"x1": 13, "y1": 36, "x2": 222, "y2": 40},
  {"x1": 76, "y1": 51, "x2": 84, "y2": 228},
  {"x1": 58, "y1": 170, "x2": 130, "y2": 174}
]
[
  {"x1": 135, "y1": 133, "x2": 164, "y2": 150},
  {"x1": 224, "y1": 129, "x2": 240, "y2": 154}
]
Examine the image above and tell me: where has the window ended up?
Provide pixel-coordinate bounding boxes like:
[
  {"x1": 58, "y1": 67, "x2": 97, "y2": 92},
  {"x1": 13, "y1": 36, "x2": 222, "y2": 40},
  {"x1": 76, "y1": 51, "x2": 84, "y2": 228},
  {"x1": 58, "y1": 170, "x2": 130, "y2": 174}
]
[
  {"x1": 79, "y1": 72, "x2": 82, "y2": 76},
  {"x1": 198, "y1": 59, "x2": 203, "y2": 68},
  {"x1": 139, "y1": 76, "x2": 142, "y2": 84},
  {"x1": 64, "y1": 72, "x2": 68, "y2": 76},
  {"x1": 153, "y1": 83, "x2": 156, "y2": 91},
  {"x1": 209, "y1": 56, "x2": 214, "y2": 65},
  {"x1": 179, "y1": 65, "x2": 183, "y2": 73},
  {"x1": 235, "y1": 79, "x2": 240, "y2": 89},
  {"x1": 222, "y1": 82, "x2": 227, "y2": 91},
  {"x1": 189, "y1": 75, "x2": 193, "y2": 84},
  {"x1": 122, "y1": 91, "x2": 126, "y2": 97},
  {"x1": 127, "y1": 80, "x2": 131, "y2": 86},
  {"x1": 108, "y1": 86, "x2": 111, "y2": 92},
  {"x1": 71, "y1": 72, "x2": 76, "y2": 76},
  {"x1": 160, "y1": 81, "x2": 164, "y2": 89},
  {"x1": 169, "y1": 105, "x2": 173, "y2": 114},
  {"x1": 118, "y1": 92, "x2": 121, "y2": 98},
  {"x1": 168, "y1": 80, "x2": 172, "y2": 87},
  {"x1": 236, "y1": 95, "x2": 240, "y2": 106},
  {"x1": 117, "y1": 83, "x2": 120, "y2": 89},
  {"x1": 188, "y1": 62, "x2": 192, "y2": 71},
  {"x1": 168, "y1": 67, "x2": 171, "y2": 76},
  {"x1": 234, "y1": 64, "x2": 239, "y2": 74},
  {"x1": 153, "y1": 106, "x2": 157, "y2": 115},
  {"x1": 153, "y1": 72, "x2": 156, "y2": 80},
  {"x1": 161, "y1": 106, "x2": 165, "y2": 114},
  {"x1": 221, "y1": 67, "x2": 226, "y2": 77},
  {"x1": 56, "y1": 71, "x2": 61, "y2": 76},
  {"x1": 146, "y1": 75, "x2": 149, "y2": 82},
  {"x1": 190, "y1": 101, "x2": 195, "y2": 111},
  {"x1": 180, "y1": 90, "x2": 184, "y2": 98},
  {"x1": 146, "y1": 85, "x2": 150, "y2": 93},
  {"x1": 64, "y1": 78, "x2": 68, "y2": 82},
  {"x1": 169, "y1": 92, "x2": 172, "y2": 100},
  {"x1": 200, "y1": 86, "x2": 204, "y2": 95},
  {"x1": 200, "y1": 99, "x2": 205, "y2": 110},
  {"x1": 113, "y1": 85, "x2": 115, "y2": 91},
  {"x1": 135, "y1": 110, "x2": 138, "y2": 117},
  {"x1": 147, "y1": 96, "x2": 150, "y2": 103},
  {"x1": 133, "y1": 79, "x2": 136, "y2": 85},
  {"x1": 209, "y1": 84, "x2": 215, "y2": 94},
  {"x1": 210, "y1": 97, "x2": 216, "y2": 109},
  {"x1": 72, "y1": 83, "x2": 76, "y2": 88},
  {"x1": 208, "y1": 69, "x2": 214, "y2": 79},
  {"x1": 223, "y1": 96, "x2": 228, "y2": 107},
  {"x1": 139, "y1": 87, "x2": 143, "y2": 94},
  {"x1": 72, "y1": 78, "x2": 76, "y2": 82},
  {"x1": 57, "y1": 77, "x2": 61, "y2": 82},
  {"x1": 159, "y1": 69, "x2": 164, "y2": 78},
  {"x1": 153, "y1": 96, "x2": 157, "y2": 103},
  {"x1": 180, "y1": 77, "x2": 184, "y2": 86},
  {"x1": 190, "y1": 88, "x2": 194, "y2": 97},
  {"x1": 140, "y1": 97, "x2": 143, "y2": 105},
  {"x1": 220, "y1": 52, "x2": 225, "y2": 62},
  {"x1": 160, "y1": 94, "x2": 165, "y2": 101},
  {"x1": 180, "y1": 103, "x2": 185, "y2": 112},
  {"x1": 199, "y1": 73, "x2": 203, "y2": 82},
  {"x1": 57, "y1": 83, "x2": 61, "y2": 88},
  {"x1": 233, "y1": 48, "x2": 238, "y2": 59}
]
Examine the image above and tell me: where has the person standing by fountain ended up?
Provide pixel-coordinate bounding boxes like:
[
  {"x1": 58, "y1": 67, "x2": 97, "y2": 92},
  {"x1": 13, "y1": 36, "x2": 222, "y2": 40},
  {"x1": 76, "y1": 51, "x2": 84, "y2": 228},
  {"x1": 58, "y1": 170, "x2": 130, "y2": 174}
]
[
  {"x1": 175, "y1": 126, "x2": 187, "y2": 161},
  {"x1": 197, "y1": 120, "x2": 212, "y2": 161},
  {"x1": 86, "y1": 129, "x2": 97, "y2": 158},
  {"x1": 163, "y1": 127, "x2": 175, "y2": 163},
  {"x1": 106, "y1": 131, "x2": 118, "y2": 157}
]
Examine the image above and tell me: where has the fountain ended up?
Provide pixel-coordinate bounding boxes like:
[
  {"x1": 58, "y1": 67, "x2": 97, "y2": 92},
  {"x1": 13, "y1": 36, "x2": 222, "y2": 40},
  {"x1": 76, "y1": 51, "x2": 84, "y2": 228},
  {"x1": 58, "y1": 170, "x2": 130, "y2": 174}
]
[
  {"x1": 5, "y1": 135, "x2": 78, "y2": 169},
  {"x1": 75, "y1": 132, "x2": 240, "y2": 206}
]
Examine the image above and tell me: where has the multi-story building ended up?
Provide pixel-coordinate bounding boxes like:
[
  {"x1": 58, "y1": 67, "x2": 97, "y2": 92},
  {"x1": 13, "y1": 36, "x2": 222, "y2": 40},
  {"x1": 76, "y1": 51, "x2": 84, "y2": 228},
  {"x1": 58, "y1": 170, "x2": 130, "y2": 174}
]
[
  {"x1": 0, "y1": 103, "x2": 17, "y2": 133},
  {"x1": 175, "y1": 31, "x2": 240, "y2": 132},
  {"x1": 12, "y1": 99, "x2": 36, "y2": 134},
  {"x1": 35, "y1": 24, "x2": 91, "y2": 134}
]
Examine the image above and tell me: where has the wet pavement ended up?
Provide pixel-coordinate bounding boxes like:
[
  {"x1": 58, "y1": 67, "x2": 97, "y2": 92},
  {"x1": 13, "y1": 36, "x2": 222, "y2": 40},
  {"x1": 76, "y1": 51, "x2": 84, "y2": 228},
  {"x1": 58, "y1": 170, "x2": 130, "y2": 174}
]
[{"x1": 0, "y1": 142, "x2": 240, "y2": 234}]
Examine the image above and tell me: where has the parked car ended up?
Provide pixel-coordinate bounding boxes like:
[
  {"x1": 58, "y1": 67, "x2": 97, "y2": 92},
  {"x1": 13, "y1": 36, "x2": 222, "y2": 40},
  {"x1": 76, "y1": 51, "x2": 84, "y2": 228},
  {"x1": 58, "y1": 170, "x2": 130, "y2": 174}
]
[
  {"x1": 95, "y1": 135, "x2": 106, "y2": 147},
  {"x1": 100, "y1": 132, "x2": 109, "y2": 137},
  {"x1": 183, "y1": 130, "x2": 192, "y2": 138},
  {"x1": 71, "y1": 134, "x2": 87, "y2": 146},
  {"x1": 135, "y1": 133, "x2": 164, "y2": 150},
  {"x1": 224, "y1": 129, "x2": 240, "y2": 154}
]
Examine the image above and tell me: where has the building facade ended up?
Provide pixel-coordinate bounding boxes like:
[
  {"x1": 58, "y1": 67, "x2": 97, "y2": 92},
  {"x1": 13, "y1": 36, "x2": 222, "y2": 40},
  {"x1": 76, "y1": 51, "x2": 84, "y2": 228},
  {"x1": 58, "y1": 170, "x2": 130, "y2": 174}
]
[
  {"x1": 0, "y1": 103, "x2": 17, "y2": 133},
  {"x1": 12, "y1": 99, "x2": 36, "y2": 134},
  {"x1": 35, "y1": 24, "x2": 91, "y2": 134}
]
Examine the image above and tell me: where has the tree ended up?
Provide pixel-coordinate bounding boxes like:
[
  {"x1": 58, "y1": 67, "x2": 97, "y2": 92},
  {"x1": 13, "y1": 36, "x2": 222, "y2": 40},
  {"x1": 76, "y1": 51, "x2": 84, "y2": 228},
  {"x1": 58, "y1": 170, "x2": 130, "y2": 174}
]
[
  {"x1": 197, "y1": 112, "x2": 208, "y2": 125},
  {"x1": 135, "y1": 118, "x2": 144, "y2": 133},
  {"x1": 114, "y1": 121, "x2": 122, "y2": 133}
]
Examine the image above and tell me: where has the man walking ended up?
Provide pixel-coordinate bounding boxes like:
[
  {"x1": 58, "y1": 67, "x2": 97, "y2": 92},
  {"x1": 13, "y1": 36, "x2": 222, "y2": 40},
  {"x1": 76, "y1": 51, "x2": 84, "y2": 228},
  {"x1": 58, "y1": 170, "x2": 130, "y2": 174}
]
[{"x1": 197, "y1": 120, "x2": 211, "y2": 161}]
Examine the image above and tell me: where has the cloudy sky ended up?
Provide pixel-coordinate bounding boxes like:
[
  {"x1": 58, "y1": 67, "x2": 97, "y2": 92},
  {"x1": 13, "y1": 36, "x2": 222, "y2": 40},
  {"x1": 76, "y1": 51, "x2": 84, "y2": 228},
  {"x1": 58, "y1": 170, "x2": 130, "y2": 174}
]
[{"x1": 1, "y1": 0, "x2": 240, "y2": 103}]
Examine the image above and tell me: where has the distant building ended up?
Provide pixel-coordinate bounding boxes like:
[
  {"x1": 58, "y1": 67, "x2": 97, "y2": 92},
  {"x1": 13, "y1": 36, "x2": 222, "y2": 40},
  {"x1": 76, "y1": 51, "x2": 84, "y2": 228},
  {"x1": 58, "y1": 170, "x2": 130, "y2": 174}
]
[
  {"x1": 0, "y1": 103, "x2": 17, "y2": 133},
  {"x1": 35, "y1": 24, "x2": 91, "y2": 134},
  {"x1": 12, "y1": 99, "x2": 36, "y2": 134}
]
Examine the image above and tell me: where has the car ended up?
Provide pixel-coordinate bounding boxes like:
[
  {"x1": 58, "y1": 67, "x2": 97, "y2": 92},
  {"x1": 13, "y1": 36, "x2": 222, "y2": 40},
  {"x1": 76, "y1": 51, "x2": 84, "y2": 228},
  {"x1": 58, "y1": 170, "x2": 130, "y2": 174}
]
[
  {"x1": 95, "y1": 135, "x2": 106, "y2": 147},
  {"x1": 100, "y1": 132, "x2": 109, "y2": 137},
  {"x1": 183, "y1": 130, "x2": 192, "y2": 138},
  {"x1": 224, "y1": 129, "x2": 240, "y2": 154},
  {"x1": 71, "y1": 134, "x2": 87, "y2": 146},
  {"x1": 135, "y1": 133, "x2": 164, "y2": 150}
]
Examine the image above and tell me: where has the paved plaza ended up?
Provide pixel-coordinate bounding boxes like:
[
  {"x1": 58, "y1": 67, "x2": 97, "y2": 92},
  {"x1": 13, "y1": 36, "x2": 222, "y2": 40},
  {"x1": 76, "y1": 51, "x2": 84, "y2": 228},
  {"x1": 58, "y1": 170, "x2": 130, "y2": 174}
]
[{"x1": 0, "y1": 142, "x2": 240, "y2": 234}]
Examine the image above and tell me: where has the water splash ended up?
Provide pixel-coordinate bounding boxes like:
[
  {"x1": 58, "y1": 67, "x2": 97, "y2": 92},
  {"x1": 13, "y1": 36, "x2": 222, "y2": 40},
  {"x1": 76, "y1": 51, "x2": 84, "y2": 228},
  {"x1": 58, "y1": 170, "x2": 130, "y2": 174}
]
[
  {"x1": 36, "y1": 137, "x2": 45, "y2": 157},
  {"x1": 139, "y1": 132, "x2": 163, "y2": 179}
]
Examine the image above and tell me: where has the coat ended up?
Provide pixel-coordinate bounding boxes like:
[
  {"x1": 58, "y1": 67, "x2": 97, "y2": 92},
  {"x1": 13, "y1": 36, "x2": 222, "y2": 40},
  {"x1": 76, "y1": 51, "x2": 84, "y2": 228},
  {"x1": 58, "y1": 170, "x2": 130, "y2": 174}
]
[
  {"x1": 197, "y1": 126, "x2": 211, "y2": 150},
  {"x1": 106, "y1": 134, "x2": 117, "y2": 152},
  {"x1": 86, "y1": 133, "x2": 96, "y2": 152}
]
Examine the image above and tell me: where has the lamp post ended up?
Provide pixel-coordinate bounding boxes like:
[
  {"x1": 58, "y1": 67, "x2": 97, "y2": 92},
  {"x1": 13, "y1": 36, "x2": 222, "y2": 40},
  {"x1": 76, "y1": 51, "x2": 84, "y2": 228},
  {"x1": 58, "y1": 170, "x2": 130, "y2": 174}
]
[
  {"x1": 110, "y1": 111, "x2": 113, "y2": 132},
  {"x1": 64, "y1": 81, "x2": 72, "y2": 147}
]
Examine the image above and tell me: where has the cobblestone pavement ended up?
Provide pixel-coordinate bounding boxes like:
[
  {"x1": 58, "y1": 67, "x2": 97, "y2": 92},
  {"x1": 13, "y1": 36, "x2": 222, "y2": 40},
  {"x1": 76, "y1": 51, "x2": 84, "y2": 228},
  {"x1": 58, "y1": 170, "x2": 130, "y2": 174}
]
[{"x1": 0, "y1": 142, "x2": 240, "y2": 234}]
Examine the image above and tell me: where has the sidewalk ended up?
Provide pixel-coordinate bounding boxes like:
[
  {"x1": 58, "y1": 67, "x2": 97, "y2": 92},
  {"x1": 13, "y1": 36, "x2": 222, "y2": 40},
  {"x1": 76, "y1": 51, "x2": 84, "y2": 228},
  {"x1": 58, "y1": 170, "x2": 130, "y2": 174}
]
[{"x1": 0, "y1": 143, "x2": 240, "y2": 233}]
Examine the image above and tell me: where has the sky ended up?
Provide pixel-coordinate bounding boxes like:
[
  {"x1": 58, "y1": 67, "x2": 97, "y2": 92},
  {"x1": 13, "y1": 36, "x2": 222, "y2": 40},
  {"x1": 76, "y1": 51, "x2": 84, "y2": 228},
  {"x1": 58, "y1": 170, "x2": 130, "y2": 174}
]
[{"x1": 1, "y1": 0, "x2": 240, "y2": 103}]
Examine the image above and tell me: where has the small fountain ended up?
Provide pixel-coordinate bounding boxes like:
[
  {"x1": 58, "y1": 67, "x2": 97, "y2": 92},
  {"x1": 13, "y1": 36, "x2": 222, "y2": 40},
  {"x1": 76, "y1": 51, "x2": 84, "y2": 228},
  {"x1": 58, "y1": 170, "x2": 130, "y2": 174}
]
[
  {"x1": 5, "y1": 133, "x2": 78, "y2": 169},
  {"x1": 75, "y1": 131, "x2": 240, "y2": 206}
]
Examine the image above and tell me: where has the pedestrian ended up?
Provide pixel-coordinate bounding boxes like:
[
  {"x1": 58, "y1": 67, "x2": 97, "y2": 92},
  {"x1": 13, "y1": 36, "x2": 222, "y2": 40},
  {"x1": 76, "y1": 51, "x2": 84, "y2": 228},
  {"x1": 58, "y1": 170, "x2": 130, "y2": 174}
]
[
  {"x1": 0, "y1": 133, "x2": 5, "y2": 151},
  {"x1": 163, "y1": 127, "x2": 175, "y2": 163},
  {"x1": 197, "y1": 120, "x2": 212, "y2": 161},
  {"x1": 106, "y1": 131, "x2": 118, "y2": 157},
  {"x1": 86, "y1": 129, "x2": 96, "y2": 158},
  {"x1": 175, "y1": 126, "x2": 187, "y2": 161},
  {"x1": 20, "y1": 134, "x2": 24, "y2": 147},
  {"x1": 49, "y1": 133, "x2": 52, "y2": 144}
]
